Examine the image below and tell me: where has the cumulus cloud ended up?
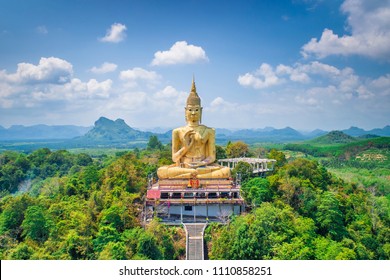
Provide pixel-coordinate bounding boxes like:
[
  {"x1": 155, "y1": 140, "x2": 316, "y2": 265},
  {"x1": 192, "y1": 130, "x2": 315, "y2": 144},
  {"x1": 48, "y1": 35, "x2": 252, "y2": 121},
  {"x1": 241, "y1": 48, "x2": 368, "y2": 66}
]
[
  {"x1": 207, "y1": 97, "x2": 237, "y2": 112},
  {"x1": 0, "y1": 57, "x2": 73, "y2": 84},
  {"x1": 100, "y1": 23, "x2": 127, "y2": 43},
  {"x1": 153, "y1": 86, "x2": 187, "y2": 112},
  {"x1": 90, "y1": 62, "x2": 117, "y2": 74},
  {"x1": 151, "y1": 41, "x2": 209, "y2": 66},
  {"x1": 119, "y1": 67, "x2": 161, "y2": 87},
  {"x1": 301, "y1": 0, "x2": 390, "y2": 60},
  {"x1": 237, "y1": 60, "x2": 385, "y2": 112},
  {"x1": 0, "y1": 57, "x2": 113, "y2": 112},
  {"x1": 238, "y1": 63, "x2": 281, "y2": 89}
]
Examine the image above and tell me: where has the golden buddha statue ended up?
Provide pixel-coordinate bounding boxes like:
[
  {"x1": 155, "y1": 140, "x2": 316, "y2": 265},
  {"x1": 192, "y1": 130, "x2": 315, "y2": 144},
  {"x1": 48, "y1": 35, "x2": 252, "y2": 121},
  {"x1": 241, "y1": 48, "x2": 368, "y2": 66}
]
[{"x1": 157, "y1": 79, "x2": 231, "y2": 179}]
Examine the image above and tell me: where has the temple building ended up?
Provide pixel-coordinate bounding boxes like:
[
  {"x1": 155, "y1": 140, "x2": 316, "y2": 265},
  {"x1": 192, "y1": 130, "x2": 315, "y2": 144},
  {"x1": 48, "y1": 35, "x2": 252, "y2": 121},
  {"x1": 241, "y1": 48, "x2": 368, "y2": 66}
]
[{"x1": 144, "y1": 79, "x2": 275, "y2": 224}]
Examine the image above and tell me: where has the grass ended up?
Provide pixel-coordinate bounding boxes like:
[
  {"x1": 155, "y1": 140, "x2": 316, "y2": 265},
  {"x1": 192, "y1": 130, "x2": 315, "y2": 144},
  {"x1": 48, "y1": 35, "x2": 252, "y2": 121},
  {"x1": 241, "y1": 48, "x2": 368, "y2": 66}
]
[
  {"x1": 328, "y1": 167, "x2": 390, "y2": 196},
  {"x1": 282, "y1": 138, "x2": 390, "y2": 197}
]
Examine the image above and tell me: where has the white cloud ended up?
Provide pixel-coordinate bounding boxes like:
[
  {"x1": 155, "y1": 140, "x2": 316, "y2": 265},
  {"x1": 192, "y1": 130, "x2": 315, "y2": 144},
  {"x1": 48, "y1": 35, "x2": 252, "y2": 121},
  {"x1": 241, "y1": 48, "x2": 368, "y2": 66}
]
[
  {"x1": 153, "y1": 86, "x2": 187, "y2": 112},
  {"x1": 100, "y1": 23, "x2": 127, "y2": 43},
  {"x1": 119, "y1": 67, "x2": 161, "y2": 87},
  {"x1": 1, "y1": 57, "x2": 73, "y2": 84},
  {"x1": 238, "y1": 63, "x2": 281, "y2": 89},
  {"x1": 237, "y1": 60, "x2": 388, "y2": 124},
  {"x1": 151, "y1": 41, "x2": 209, "y2": 66},
  {"x1": 106, "y1": 91, "x2": 148, "y2": 111},
  {"x1": 207, "y1": 97, "x2": 238, "y2": 113},
  {"x1": 90, "y1": 62, "x2": 117, "y2": 74},
  {"x1": 301, "y1": 0, "x2": 390, "y2": 60},
  {"x1": 276, "y1": 64, "x2": 310, "y2": 83},
  {"x1": 154, "y1": 86, "x2": 184, "y2": 100},
  {"x1": 370, "y1": 74, "x2": 390, "y2": 90},
  {"x1": 295, "y1": 95, "x2": 320, "y2": 106},
  {"x1": 210, "y1": 97, "x2": 226, "y2": 107}
]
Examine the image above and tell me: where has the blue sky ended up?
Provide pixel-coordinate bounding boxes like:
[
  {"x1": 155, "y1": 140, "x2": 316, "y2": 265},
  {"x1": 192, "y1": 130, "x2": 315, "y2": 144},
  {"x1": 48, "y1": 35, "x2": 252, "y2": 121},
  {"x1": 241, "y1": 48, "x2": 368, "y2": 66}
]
[{"x1": 0, "y1": 0, "x2": 389, "y2": 131}]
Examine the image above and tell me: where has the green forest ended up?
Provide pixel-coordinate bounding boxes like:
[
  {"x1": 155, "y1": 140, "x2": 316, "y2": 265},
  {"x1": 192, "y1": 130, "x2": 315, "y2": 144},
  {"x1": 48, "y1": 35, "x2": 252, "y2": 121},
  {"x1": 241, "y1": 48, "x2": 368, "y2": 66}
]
[{"x1": 0, "y1": 137, "x2": 389, "y2": 260}]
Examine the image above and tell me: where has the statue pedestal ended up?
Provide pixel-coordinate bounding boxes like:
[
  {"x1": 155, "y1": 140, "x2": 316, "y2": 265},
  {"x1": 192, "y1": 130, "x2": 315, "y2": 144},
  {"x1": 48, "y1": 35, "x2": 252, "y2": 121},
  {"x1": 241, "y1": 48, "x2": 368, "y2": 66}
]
[{"x1": 145, "y1": 177, "x2": 244, "y2": 223}]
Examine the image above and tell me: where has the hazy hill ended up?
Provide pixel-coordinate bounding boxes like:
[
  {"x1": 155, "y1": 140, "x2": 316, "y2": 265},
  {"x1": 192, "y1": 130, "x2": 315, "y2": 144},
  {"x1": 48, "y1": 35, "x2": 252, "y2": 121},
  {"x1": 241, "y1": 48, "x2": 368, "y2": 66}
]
[
  {"x1": 0, "y1": 124, "x2": 91, "y2": 140},
  {"x1": 342, "y1": 125, "x2": 390, "y2": 137},
  {"x1": 1, "y1": 118, "x2": 389, "y2": 150},
  {"x1": 285, "y1": 130, "x2": 390, "y2": 159},
  {"x1": 308, "y1": 131, "x2": 357, "y2": 145},
  {"x1": 216, "y1": 126, "x2": 307, "y2": 143},
  {"x1": 369, "y1": 125, "x2": 390, "y2": 137},
  {"x1": 74, "y1": 117, "x2": 153, "y2": 144}
]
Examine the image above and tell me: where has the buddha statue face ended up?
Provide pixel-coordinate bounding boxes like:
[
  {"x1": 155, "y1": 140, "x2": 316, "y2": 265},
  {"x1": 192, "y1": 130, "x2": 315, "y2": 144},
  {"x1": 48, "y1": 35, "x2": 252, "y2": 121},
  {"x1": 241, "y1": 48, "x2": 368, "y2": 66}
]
[{"x1": 185, "y1": 105, "x2": 202, "y2": 125}]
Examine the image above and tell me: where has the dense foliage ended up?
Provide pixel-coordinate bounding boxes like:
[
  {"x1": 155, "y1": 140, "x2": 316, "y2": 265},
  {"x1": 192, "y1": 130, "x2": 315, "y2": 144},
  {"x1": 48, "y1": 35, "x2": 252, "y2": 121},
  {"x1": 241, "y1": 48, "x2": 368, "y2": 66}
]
[
  {"x1": 206, "y1": 158, "x2": 390, "y2": 260},
  {"x1": 0, "y1": 139, "x2": 389, "y2": 260},
  {"x1": 0, "y1": 147, "x2": 184, "y2": 260}
]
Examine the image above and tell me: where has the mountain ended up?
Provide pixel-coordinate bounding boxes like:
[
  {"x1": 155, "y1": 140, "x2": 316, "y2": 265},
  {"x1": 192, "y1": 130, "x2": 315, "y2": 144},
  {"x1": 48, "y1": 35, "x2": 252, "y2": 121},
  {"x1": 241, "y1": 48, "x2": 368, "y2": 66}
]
[
  {"x1": 369, "y1": 125, "x2": 390, "y2": 137},
  {"x1": 1, "y1": 118, "x2": 389, "y2": 151},
  {"x1": 342, "y1": 126, "x2": 367, "y2": 137},
  {"x1": 216, "y1": 126, "x2": 305, "y2": 143},
  {"x1": 308, "y1": 130, "x2": 357, "y2": 145},
  {"x1": 75, "y1": 117, "x2": 153, "y2": 143},
  {"x1": 342, "y1": 125, "x2": 390, "y2": 137},
  {"x1": 301, "y1": 129, "x2": 328, "y2": 138},
  {"x1": 0, "y1": 124, "x2": 91, "y2": 140}
]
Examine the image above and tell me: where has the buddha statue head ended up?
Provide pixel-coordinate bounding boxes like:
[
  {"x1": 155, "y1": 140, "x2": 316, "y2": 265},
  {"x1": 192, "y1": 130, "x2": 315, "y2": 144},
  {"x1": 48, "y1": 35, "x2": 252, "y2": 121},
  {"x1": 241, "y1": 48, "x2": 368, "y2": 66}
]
[{"x1": 185, "y1": 79, "x2": 202, "y2": 126}]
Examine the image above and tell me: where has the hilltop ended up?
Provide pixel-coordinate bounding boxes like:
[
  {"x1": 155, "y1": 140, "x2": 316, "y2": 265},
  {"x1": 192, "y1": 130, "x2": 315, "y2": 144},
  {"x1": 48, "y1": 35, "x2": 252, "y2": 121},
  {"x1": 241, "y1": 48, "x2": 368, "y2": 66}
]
[
  {"x1": 285, "y1": 131, "x2": 390, "y2": 159},
  {"x1": 307, "y1": 131, "x2": 356, "y2": 145},
  {"x1": 80, "y1": 117, "x2": 152, "y2": 142},
  {"x1": 70, "y1": 117, "x2": 163, "y2": 148}
]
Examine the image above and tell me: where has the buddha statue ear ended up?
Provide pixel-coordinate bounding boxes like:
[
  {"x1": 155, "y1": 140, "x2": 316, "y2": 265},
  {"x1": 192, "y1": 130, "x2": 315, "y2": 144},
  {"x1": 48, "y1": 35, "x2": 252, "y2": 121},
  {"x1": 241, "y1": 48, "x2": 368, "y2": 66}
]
[{"x1": 200, "y1": 106, "x2": 203, "y2": 124}]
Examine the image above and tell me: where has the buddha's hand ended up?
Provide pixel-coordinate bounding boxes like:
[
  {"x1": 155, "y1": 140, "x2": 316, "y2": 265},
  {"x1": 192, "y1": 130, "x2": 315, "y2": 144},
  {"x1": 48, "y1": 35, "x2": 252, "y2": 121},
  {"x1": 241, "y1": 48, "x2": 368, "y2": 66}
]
[{"x1": 183, "y1": 129, "x2": 196, "y2": 150}]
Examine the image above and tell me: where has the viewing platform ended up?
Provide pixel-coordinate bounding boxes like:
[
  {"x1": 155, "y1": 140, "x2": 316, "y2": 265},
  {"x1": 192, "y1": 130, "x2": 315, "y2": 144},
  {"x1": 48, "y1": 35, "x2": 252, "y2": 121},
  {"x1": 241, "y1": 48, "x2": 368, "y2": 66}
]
[{"x1": 218, "y1": 157, "x2": 276, "y2": 175}]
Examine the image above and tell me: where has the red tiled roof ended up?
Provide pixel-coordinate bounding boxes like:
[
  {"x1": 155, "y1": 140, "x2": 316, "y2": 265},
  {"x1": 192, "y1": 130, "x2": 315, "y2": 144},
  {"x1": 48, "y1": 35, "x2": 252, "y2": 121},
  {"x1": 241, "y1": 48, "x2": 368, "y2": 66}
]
[{"x1": 147, "y1": 189, "x2": 161, "y2": 199}]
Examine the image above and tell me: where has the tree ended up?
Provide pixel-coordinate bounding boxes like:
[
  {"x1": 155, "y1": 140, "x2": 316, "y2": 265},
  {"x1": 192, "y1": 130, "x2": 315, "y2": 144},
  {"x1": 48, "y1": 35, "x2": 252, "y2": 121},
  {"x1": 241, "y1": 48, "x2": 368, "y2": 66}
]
[
  {"x1": 64, "y1": 230, "x2": 93, "y2": 260},
  {"x1": 75, "y1": 153, "x2": 93, "y2": 166},
  {"x1": 232, "y1": 161, "x2": 253, "y2": 183},
  {"x1": 0, "y1": 194, "x2": 35, "y2": 239},
  {"x1": 99, "y1": 205, "x2": 125, "y2": 232},
  {"x1": 98, "y1": 241, "x2": 127, "y2": 260},
  {"x1": 267, "y1": 149, "x2": 287, "y2": 170},
  {"x1": 136, "y1": 231, "x2": 162, "y2": 259},
  {"x1": 316, "y1": 191, "x2": 346, "y2": 241},
  {"x1": 21, "y1": 206, "x2": 51, "y2": 243},
  {"x1": 215, "y1": 145, "x2": 227, "y2": 160},
  {"x1": 226, "y1": 141, "x2": 249, "y2": 158},
  {"x1": 83, "y1": 165, "x2": 100, "y2": 188},
  {"x1": 209, "y1": 202, "x2": 317, "y2": 260},
  {"x1": 93, "y1": 225, "x2": 121, "y2": 253},
  {"x1": 241, "y1": 177, "x2": 272, "y2": 207},
  {"x1": 147, "y1": 135, "x2": 163, "y2": 150},
  {"x1": 8, "y1": 243, "x2": 35, "y2": 260}
]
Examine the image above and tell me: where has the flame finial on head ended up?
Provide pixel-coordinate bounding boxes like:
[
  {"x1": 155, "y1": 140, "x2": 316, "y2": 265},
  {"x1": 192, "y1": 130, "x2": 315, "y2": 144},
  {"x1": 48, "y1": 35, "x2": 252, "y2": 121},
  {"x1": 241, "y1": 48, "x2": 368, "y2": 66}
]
[{"x1": 186, "y1": 76, "x2": 201, "y2": 106}]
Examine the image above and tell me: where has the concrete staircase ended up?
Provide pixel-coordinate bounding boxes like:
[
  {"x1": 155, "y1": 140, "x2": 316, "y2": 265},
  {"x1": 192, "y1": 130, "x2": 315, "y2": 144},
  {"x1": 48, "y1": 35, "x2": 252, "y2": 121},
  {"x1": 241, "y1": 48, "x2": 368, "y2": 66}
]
[{"x1": 183, "y1": 223, "x2": 207, "y2": 260}]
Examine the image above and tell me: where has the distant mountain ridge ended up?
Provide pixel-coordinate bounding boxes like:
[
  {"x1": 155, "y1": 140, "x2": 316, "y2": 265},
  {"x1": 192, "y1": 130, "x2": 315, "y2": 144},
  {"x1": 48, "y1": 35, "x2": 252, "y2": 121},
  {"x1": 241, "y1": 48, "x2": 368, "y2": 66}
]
[
  {"x1": 0, "y1": 124, "x2": 91, "y2": 140},
  {"x1": 342, "y1": 126, "x2": 390, "y2": 137},
  {"x1": 1, "y1": 117, "x2": 389, "y2": 147}
]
